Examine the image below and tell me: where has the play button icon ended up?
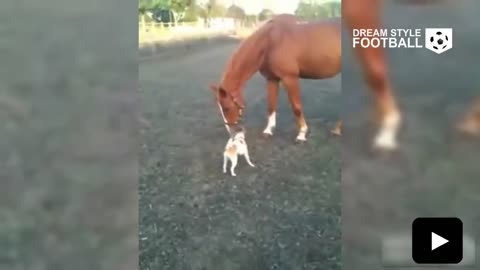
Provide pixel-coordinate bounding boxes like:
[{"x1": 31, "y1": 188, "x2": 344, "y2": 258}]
[
  {"x1": 412, "y1": 217, "x2": 463, "y2": 264},
  {"x1": 431, "y1": 232, "x2": 449, "y2": 251}
]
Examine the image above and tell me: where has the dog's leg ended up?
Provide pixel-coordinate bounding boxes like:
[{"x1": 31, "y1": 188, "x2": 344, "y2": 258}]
[
  {"x1": 230, "y1": 155, "x2": 238, "y2": 176},
  {"x1": 244, "y1": 149, "x2": 255, "y2": 167},
  {"x1": 223, "y1": 154, "x2": 228, "y2": 173}
]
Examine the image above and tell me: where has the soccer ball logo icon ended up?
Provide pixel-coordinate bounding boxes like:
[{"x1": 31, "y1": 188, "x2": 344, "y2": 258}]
[
  {"x1": 425, "y1": 28, "x2": 453, "y2": 54},
  {"x1": 430, "y1": 31, "x2": 449, "y2": 50}
]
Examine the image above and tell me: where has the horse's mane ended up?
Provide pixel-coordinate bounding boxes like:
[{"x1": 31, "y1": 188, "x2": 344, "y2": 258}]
[{"x1": 220, "y1": 19, "x2": 275, "y2": 91}]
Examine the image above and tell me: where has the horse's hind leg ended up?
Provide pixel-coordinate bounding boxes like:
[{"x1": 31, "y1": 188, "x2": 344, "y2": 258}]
[
  {"x1": 344, "y1": 0, "x2": 401, "y2": 150},
  {"x1": 263, "y1": 80, "x2": 280, "y2": 137},
  {"x1": 283, "y1": 77, "x2": 308, "y2": 142}
]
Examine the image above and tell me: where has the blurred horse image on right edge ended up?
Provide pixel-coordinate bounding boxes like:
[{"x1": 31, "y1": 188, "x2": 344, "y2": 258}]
[{"x1": 342, "y1": 0, "x2": 480, "y2": 151}]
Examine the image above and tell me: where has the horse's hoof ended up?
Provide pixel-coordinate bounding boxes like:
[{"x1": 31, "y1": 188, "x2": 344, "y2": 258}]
[
  {"x1": 295, "y1": 132, "x2": 307, "y2": 142},
  {"x1": 373, "y1": 129, "x2": 398, "y2": 150},
  {"x1": 370, "y1": 141, "x2": 403, "y2": 160},
  {"x1": 372, "y1": 142, "x2": 397, "y2": 153},
  {"x1": 295, "y1": 138, "x2": 307, "y2": 144},
  {"x1": 330, "y1": 129, "x2": 342, "y2": 136},
  {"x1": 262, "y1": 132, "x2": 273, "y2": 138},
  {"x1": 331, "y1": 121, "x2": 342, "y2": 136},
  {"x1": 371, "y1": 138, "x2": 398, "y2": 158}
]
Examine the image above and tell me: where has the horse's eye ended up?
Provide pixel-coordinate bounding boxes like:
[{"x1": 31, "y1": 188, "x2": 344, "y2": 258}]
[{"x1": 218, "y1": 88, "x2": 227, "y2": 98}]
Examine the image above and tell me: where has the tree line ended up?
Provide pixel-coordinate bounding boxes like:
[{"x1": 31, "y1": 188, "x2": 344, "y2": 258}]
[{"x1": 138, "y1": 0, "x2": 341, "y2": 25}]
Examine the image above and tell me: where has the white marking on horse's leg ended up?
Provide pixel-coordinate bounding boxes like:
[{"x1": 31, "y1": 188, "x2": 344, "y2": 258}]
[
  {"x1": 374, "y1": 110, "x2": 401, "y2": 150},
  {"x1": 262, "y1": 111, "x2": 276, "y2": 135},
  {"x1": 217, "y1": 102, "x2": 231, "y2": 134},
  {"x1": 295, "y1": 125, "x2": 308, "y2": 141}
]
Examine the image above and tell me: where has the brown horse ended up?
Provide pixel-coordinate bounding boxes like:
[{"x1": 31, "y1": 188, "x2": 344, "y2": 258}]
[
  {"x1": 343, "y1": 0, "x2": 480, "y2": 150},
  {"x1": 210, "y1": 14, "x2": 341, "y2": 142}
]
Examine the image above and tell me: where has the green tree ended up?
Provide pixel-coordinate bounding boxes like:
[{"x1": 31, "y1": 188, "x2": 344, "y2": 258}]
[
  {"x1": 138, "y1": 0, "x2": 170, "y2": 12},
  {"x1": 170, "y1": 0, "x2": 196, "y2": 24},
  {"x1": 195, "y1": 4, "x2": 208, "y2": 19},
  {"x1": 195, "y1": 0, "x2": 227, "y2": 27},
  {"x1": 243, "y1": 14, "x2": 258, "y2": 27},
  {"x1": 138, "y1": 0, "x2": 195, "y2": 23},
  {"x1": 323, "y1": 2, "x2": 341, "y2": 17},
  {"x1": 226, "y1": 4, "x2": 246, "y2": 21},
  {"x1": 201, "y1": 0, "x2": 226, "y2": 18},
  {"x1": 210, "y1": 4, "x2": 227, "y2": 17},
  {"x1": 258, "y1": 8, "x2": 275, "y2": 21},
  {"x1": 139, "y1": 0, "x2": 166, "y2": 26},
  {"x1": 183, "y1": 4, "x2": 200, "y2": 22},
  {"x1": 295, "y1": 0, "x2": 329, "y2": 20}
]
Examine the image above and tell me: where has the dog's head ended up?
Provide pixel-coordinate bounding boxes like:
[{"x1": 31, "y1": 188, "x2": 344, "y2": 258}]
[
  {"x1": 231, "y1": 128, "x2": 246, "y2": 142},
  {"x1": 230, "y1": 126, "x2": 246, "y2": 139}
]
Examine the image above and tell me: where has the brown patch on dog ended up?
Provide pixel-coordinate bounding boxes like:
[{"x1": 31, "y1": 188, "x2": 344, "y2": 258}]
[{"x1": 225, "y1": 145, "x2": 237, "y2": 155}]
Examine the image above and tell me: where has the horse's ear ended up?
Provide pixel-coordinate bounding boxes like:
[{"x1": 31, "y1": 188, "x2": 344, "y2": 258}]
[{"x1": 209, "y1": 84, "x2": 219, "y2": 92}]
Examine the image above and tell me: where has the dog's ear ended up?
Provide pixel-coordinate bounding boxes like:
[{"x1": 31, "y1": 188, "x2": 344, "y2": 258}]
[{"x1": 209, "y1": 83, "x2": 219, "y2": 92}]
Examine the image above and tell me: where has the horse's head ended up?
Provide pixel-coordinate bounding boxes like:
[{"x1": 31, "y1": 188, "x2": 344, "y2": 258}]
[{"x1": 210, "y1": 83, "x2": 245, "y2": 133}]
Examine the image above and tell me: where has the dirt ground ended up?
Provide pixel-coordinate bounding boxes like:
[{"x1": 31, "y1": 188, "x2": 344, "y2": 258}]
[
  {"x1": 342, "y1": 1, "x2": 480, "y2": 269},
  {"x1": 140, "y1": 2, "x2": 480, "y2": 270},
  {"x1": 0, "y1": 1, "x2": 138, "y2": 270},
  {"x1": 139, "y1": 43, "x2": 342, "y2": 269}
]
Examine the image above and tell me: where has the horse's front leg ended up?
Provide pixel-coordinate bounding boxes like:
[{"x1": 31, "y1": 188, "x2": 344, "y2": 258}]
[
  {"x1": 344, "y1": 0, "x2": 401, "y2": 150},
  {"x1": 283, "y1": 77, "x2": 308, "y2": 142},
  {"x1": 263, "y1": 79, "x2": 280, "y2": 137},
  {"x1": 361, "y1": 48, "x2": 401, "y2": 150}
]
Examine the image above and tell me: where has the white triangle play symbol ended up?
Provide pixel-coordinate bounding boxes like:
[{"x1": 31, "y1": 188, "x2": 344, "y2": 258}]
[{"x1": 431, "y1": 232, "x2": 449, "y2": 251}]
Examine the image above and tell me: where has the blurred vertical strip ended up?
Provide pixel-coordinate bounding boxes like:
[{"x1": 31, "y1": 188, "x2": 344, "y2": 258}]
[{"x1": 0, "y1": 0, "x2": 139, "y2": 269}]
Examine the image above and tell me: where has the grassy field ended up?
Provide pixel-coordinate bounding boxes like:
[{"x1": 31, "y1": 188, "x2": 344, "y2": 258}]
[
  {"x1": 139, "y1": 42, "x2": 342, "y2": 269},
  {"x1": 342, "y1": 1, "x2": 480, "y2": 269},
  {"x1": 138, "y1": 23, "x2": 256, "y2": 46}
]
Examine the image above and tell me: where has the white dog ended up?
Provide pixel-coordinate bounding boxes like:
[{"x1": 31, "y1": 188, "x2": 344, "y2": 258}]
[{"x1": 223, "y1": 130, "x2": 255, "y2": 176}]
